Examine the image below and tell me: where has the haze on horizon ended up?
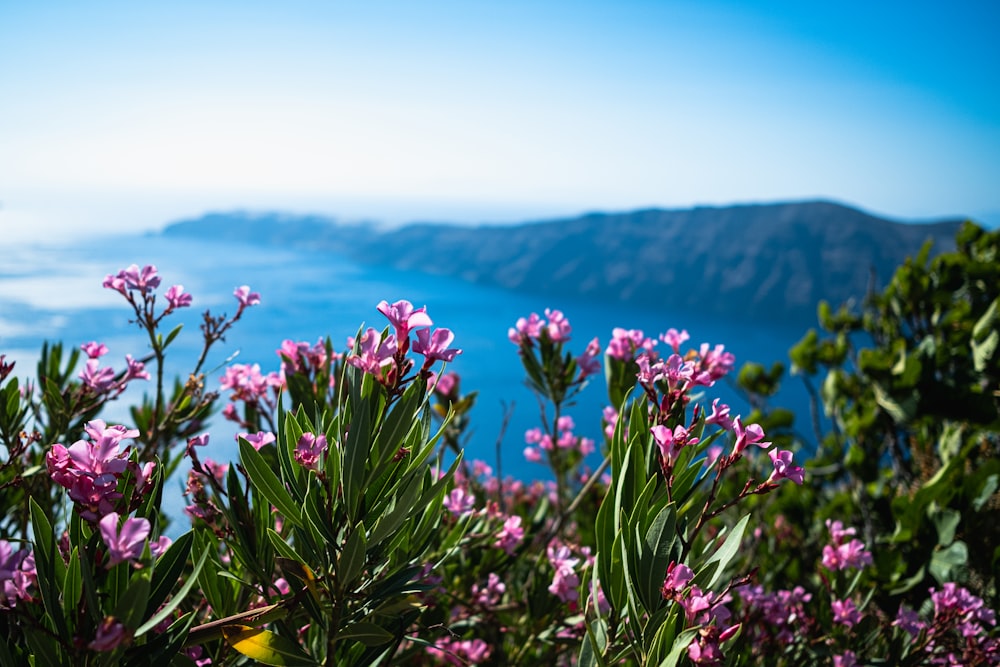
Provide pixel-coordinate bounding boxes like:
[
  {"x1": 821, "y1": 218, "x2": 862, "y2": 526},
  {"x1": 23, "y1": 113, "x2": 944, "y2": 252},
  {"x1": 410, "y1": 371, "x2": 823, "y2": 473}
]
[{"x1": 2, "y1": 0, "x2": 999, "y2": 243}]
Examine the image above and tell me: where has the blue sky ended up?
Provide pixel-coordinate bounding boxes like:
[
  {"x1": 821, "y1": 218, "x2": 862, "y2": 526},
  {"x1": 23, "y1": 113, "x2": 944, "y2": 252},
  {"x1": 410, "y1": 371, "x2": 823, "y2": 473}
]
[{"x1": 1, "y1": 0, "x2": 998, "y2": 240}]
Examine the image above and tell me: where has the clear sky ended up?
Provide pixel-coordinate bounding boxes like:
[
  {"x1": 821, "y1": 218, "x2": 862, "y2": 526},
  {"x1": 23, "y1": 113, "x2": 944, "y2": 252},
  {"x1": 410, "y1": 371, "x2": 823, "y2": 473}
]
[{"x1": 2, "y1": 0, "x2": 999, "y2": 241}]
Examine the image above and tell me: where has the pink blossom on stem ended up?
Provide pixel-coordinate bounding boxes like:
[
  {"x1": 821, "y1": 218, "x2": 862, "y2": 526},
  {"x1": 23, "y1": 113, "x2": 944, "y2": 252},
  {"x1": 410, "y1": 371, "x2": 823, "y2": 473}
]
[
  {"x1": 164, "y1": 284, "x2": 192, "y2": 310},
  {"x1": 660, "y1": 328, "x2": 690, "y2": 353},
  {"x1": 89, "y1": 616, "x2": 129, "y2": 651},
  {"x1": 544, "y1": 308, "x2": 572, "y2": 341},
  {"x1": 471, "y1": 572, "x2": 506, "y2": 606},
  {"x1": 767, "y1": 449, "x2": 804, "y2": 485},
  {"x1": 121, "y1": 264, "x2": 161, "y2": 293},
  {"x1": 80, "y1": 341, "x2": 109, "y2": 359},
  {"x1": 414, "y1": 328, "x2": 462, "y2": 364},
  {"x1": 697, "y1": 342, "x2": 736, "y2": 382},
  {"x1": 377, "y1": 299, "x2": 433, "y2": 341},
  {"x1": 433, "y1": 371, "x2": 458, "y2": 396},
  {"x1": 576, "y1": 336, "x2": 602, "y2": 378},
  {"x1": 832, "y1": 651, "x2": 858, "y2": 667},
  {"x1": 346, "y1": 328, "x2": 398, "y2": 378},
  {"x1": 443, "y1": 487, "x2": 475, "y2": 517},
  {"x1": 661, "y1": 561, "x2": 694, "y2": 600},
  {"x1": 731, "y1": 417, "x2": 770, "y2": 455},
  {"x1": 822, "y1": 539, "x2": 873, "y2": 571},
  {"x1": 0, "y1": 541, "x2": 35, "y2": 607},
  {"x1": 234, "y1": 285, "x2": 261, "y2": 308},
  {"x1": 831, "y1": 598, "x2": 863, "y2": 627},
  {"x1": 652, "y1": 424, "x2": 699, "y2": 467},
  {"x1": 149, "y1": 536, "x2": 172, "y2": 559},
  {"x1": 556, "y1": 415, "x2": 575, "y2": 431},
  {"x1": 99, "y1": 512, "x2": 151, "y2": 566},
  {"x1": 547, "y1": 542, "x2": 581, "y2": 602},
  {"x1": 239, "y1": 431, "x2": 276, "y2": 450},
  {"x1": 294, "y1": 433, "x2": 327, "y2": 470},
  {"x1": 706, "y1": 398, "x2": 734, "y2": 431},
  {"x1": 494, "y1": 515, "x2": 524, "y2": 555},
  {"x1": 79, "y1": 359, "x2": 116, "y2": 393},
  {"x1": 508, "y1": 313, "x2": 544, "y2": 345},
  {"x1": 662, "y1": 354, "x2": 695, "y2": 390},
  {"x1": 124, "y1": 354, "x2": 150, "y2": 382},
  {"x1": 606, "y1": 328, "x2": 656, "y2": 361},
  {"x1": 523, "y1": 446, "x2": 542, "y2": 463}
]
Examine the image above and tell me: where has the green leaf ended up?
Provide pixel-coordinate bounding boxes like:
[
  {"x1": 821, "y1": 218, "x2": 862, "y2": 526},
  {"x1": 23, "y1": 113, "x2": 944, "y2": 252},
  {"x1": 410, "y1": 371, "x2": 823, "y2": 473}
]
[
  {"x1": 642, "y1": 503, "x2": 677, "y2": 612},
  {"x1": 62, "y1": 548, "x2": 82, "y2": 629},
  {"x1": 343, "y1": 392, "x2": 374, "y2": 521},
  {"x1": 146, "y1": 530, "x2": 194, "y2": 616},
  {"x1": 135, "y1": 544, "x2": 209, "y2": 636},
  {"x1": 239, "y1": 437, "x2": 303, "y2": 528},
  {"x1": 339, "y1": 522, "x2": 368, "y2": 588},
  {"x1": 114, "y1": 568, "x2": 152, "y2": 631},
  {"x1": 932, "y1": 508, "x2": 961, "y2": 546},
  {"x1": 337, "y1": 621, "x2": 395, "y2": 646},
  {"x1": 696, "y1": 514, "x2": 750, "y2": 591},
  {"x1": 29, "y1": 498, "x2": 68, "y2": 639},
  {"x1": 929, "y1": 540, "x2": 968, "y2": 584},
  {"x1": 222, "y1": 625, "x2": 318, "y2": 665}
]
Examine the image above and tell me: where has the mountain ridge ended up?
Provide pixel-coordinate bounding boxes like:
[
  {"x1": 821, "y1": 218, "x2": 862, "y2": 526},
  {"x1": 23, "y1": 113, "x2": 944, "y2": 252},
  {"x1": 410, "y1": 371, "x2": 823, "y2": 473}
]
[{"x1": 161, "y1": 200, "x2": 966, "y2": 326}]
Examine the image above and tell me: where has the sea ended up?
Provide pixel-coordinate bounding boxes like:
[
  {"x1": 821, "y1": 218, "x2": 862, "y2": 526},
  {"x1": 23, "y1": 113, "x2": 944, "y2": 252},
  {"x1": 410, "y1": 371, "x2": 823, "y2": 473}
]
[{"x1": 1, "y1": 231, "x2": 814, "y2": 525}]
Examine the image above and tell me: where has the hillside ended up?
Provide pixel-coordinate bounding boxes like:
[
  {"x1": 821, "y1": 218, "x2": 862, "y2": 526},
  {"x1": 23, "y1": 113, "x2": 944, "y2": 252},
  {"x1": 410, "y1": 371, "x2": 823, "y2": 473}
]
[{"x1": 162, "y1": 201, "x2": 964, "y2": 325}]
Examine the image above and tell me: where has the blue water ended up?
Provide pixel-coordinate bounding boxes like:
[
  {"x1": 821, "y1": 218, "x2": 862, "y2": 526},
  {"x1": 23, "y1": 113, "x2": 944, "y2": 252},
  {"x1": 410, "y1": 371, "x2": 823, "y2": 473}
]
[{"x1": 1, "y1": 232, "x2": 813, "y2": 521}]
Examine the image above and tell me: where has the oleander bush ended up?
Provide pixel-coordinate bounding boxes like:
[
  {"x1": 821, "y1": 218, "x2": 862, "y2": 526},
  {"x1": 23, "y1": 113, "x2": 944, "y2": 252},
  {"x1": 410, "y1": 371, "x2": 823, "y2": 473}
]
[{"x1": 0, "y1": 222, "x2": 996, "y2": 666}]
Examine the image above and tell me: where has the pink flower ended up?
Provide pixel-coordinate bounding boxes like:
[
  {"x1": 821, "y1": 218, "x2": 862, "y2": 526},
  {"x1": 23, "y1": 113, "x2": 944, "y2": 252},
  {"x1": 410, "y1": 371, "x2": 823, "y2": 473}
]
[
  {"x1": 706, "y1": 399, "x2": 734, "y2": 431},
  {"x1": 544, "y1": 308, "x2": 572, "y2": 342},
  {"x1": 80, "y1": 341, "x2": 109, "y2": 359},
  {"x1": 523, "y1": 447, "x2": 542, "y2": 463},
  {"x1": 697, "y1": 342, "x2": 735, "y2": 382},
  {"x1": 822, "y1": 539, "x2": 873, "y2": 571},
  {"x1": 149, "y1": 536, "x2": 173, "y2": 559},
  {"x1": 767, "y1": 449, "x2": 804, "y2": 485},
  {"x1": 294, "y1": 433, "x2": 327, "y2": 470},
  {"x1": 556, "y1": 415, "x2": 575, "y2": 431},
  {"x1": 546, "y1": 542, "x2": 580, "y2": 602},
  {"x1": 377, "y1": 299, "x2": 433, "y2": 340},
  {"x1": 0, "y1": 541, "x2": 35, "y2": 607},
  {"x1": 234, "y1": 285, "x2": 261, "y2": 308},
  {"x1": 433, "y1": 371, "x2": 458, "y2": 396},
  {"x1": 79, "y1": 359, "x2": 116, "y2": 393},
  {"x1": 413, "y1": 328, "x2": 462, "y2": 363},
  {"x1": 508, "y1": 313, "x2": 544, "y2": 345},
  {"x1": 164, "y1": 284, "x2": 192, "y2": 310},
  {"x1": 89, "y1": 616, "x2": 129, "y2": 651},
  {"x1": 494, "y1": 515, "x2": 524, "y2": 555},
  {"x1": 124, "y1": 354, "x2": 150, "y2": 382},
  {"x1": 346, "y1": 328, "x2": 398, "y2": 378},
  {"x1": 471, "y1": 572, "x2": 506, "y2": 606},
  {"x1": 833, "y1": 651, "x2": 858, "y2": 667},
  {"x1": 443, "y1": 487, "x2": 475, "y2": 517},
  {"x1": 605, "y1": 327, "x2": 656, "y2": 361},
  {"x1": 661, "y1": 561, "x2": 694, "y2": 600},
  {"x1": 239, "y1": 431, "x2": 276, "y2": 450},
  {"x1": 99, "y1": 513, "x2": 151, "y2": 566},
  {"x1": 652, "y1": 424, "x2": 698, "y2": 466},
  {"x1": 524, "y1": 428, "x2": 543, "y2": 444},
  {"x1": 576, "y1": 336, "x2": 602, "y2": 378},
  {"x1": 660, "y1": 328, "x2": 690, "y2": 353},
  {"x1": 731, "y1": 417, "x2": 770, "y2": 455},
  {"x1": 831, "y1": 598, "x2": 863, "y2": 627}
]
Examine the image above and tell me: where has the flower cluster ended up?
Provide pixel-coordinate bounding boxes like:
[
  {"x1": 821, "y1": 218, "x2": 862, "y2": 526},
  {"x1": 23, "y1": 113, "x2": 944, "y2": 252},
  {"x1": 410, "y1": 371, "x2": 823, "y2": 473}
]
[
  {"x1": 522, "y1": 415, "x2": 595, "y2": 463},
  {"x1": 0, "y1": 541, "x2": 36, "y2": 608},
  {"x1": 821, "y1": 519, "x2": 873, "y2": 571},
  {"x1": 346, "y1": 300, "x2": 461, "y2": 390},
  {"x1": 46, "y1": 420, "x2": 153, "y2": 522}
]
